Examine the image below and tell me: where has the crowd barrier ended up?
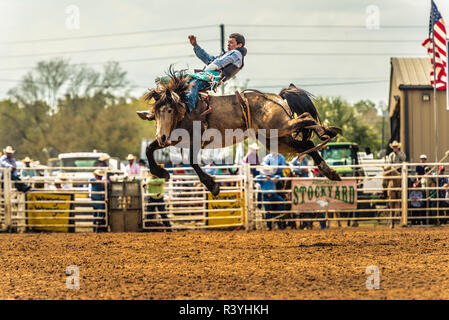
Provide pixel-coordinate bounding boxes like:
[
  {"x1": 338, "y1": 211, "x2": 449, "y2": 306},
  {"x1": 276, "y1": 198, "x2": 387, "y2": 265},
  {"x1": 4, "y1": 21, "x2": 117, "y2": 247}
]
[
  {"x1": 3, "y1": 167, "x2": 108, "y2": 232},
  {"x1": 141, "y1": 165, "x2": 246, "y2": 231},
  {"x1": 1, "y1": 161, "x2": 448, "y2": 232}
]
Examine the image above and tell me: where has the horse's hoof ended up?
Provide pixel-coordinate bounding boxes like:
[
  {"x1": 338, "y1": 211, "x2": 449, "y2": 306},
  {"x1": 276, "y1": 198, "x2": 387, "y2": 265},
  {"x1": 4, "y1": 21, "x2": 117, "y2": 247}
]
[
  {"x1": 325, "y1": 126, "x2": 342, "y2": 138},
  {"x1": 210, "y1": 183, "x2": 220, "y2": 196},
  {"x1": 151, "y1": 167, "x2": 170, "y2": 180},
  {"x1": 319, "y1": 166, "x2": 341, "y2": 181}
]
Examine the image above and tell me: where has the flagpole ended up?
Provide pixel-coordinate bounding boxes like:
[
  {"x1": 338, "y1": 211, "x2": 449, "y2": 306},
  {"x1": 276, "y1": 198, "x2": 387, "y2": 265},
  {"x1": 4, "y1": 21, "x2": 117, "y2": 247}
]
[{"x1": 432, "y1": 10, "x2": 439, "y2": 162}]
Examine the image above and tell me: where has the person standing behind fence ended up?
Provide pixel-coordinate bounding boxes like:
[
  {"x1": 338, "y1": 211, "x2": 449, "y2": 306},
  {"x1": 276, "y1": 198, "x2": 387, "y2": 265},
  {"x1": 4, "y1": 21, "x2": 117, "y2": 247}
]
[
  {"x1": 409, "y1": 181, "x2": 424, "y2": 225},
  {"x1": 289, "y1": 154, "x2": 309, "y2": 177},
  {"x1": 89, "y1": 169, "x2": 107, "y2": 232},
  {"x1": 387, "y1": 141, "x2": 406, "y2": 164},
  {"x1": 243, "y1": 143, "x2": 260, "y2": 176},
  {"x1": 0, "y1": 146, "x2": 30, "y2": 192},
  {"x1": 262, "y1": 151, "x2": 286, "y2": 176},
  {"x1": 255, "y1": 166, "x2": 286, "y2": 230},
  {"x1": 438, "y1": 166, "x2": 448, "y2": 224},
  {"x1": 21, "y1": 157, "x2": 36, "y2": 178},
  {"x1": 124, "y1": 154, "x2": 140, "y2": 177},
  {"x1": 144, "y1": 174, "x2": 172, "y2": 231},
  {"x1": 416, "y1": 154, "x2": 427, "y2": 176}
]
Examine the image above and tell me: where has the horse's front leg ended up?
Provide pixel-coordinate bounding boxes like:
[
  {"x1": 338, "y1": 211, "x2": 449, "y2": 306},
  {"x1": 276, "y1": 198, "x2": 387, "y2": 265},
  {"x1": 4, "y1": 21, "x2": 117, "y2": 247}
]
[
  {"x1": 189, "y1": 143, "x2": 220, "y2": 196},
  {"x1": 146, "y1": 139, "x2": 170, "y2": 180}
]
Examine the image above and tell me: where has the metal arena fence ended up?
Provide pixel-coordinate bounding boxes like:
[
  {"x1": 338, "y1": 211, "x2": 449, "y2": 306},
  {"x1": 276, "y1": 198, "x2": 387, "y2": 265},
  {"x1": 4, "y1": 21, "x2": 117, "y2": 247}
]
[
  {"x1": 1, "y1": 162, "x2": 449, "y2": 232},
  {"x1": 2, "y1": 167, "x2": 108, "y2": 232}
]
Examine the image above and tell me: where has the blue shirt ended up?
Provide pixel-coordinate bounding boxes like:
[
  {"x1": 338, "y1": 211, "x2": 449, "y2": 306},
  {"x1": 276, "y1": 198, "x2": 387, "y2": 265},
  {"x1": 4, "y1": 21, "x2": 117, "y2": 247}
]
[
  {"x1": 193, "y1": 45, "x2": 243, "y2": 70},
  {"x1": 262, "y1": 154, "x2": 286, "y2": 176},
  {"x1": 289, "y1": 156, "x2": 309, "y2": 177},
  {"x1": 0, "y1": 155, "x2": 17, "y2": 169},
  {"x1": 255, "y1": 174, "x2": 280, "y2": 191},
  {"x1": 89, "y1": 177, "x2": 105, "y2": 201},
  {"x1": 409, "y1": 190, "x2": 423, "y2": 208}
]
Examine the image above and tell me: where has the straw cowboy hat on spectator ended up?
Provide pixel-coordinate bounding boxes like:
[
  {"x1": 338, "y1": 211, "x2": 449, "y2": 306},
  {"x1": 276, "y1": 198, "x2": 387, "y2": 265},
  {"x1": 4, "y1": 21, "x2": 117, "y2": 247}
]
[
  {"x1": 126, "y1": 154, "x2": 136, "y2": 161},
  {"x1": 389, "y1": 141, "x2": 401, "y2": 149},
  {"x1": 98, "y1": 154, "x2": 110, "y2": 161},
  {"x1": 23, "y1": 157, "x2": 32, "y2": 163},
  {"x1": 3, "y1": 146, "x2": 15, "y2": 154},
  {"x1": 420, "y1": 154, "x2": 427, "y2": 160},
  {"x1": 93, "y1": 169, "x2": 105, "y2": 177}
]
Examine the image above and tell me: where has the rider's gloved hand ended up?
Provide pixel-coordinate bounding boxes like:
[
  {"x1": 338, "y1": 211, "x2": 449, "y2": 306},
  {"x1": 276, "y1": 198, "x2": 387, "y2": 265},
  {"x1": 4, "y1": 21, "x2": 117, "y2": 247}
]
[{"x1": 188, "y1": 35, "x2": 197, "y2": 47}]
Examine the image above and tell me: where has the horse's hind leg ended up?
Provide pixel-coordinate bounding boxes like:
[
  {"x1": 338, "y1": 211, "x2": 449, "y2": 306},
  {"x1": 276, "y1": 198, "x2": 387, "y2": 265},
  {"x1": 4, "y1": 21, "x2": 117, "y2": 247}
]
[
  {"x1": 189, "y1": 143, "x2": 220, "y2": 196},
  {"x1": 277, "y1": 114, "x2": 319, "y2": 137},
  {"x1": 277, "y1": 136, "x2": 341, "y2": 181},
  {"x1": 146, "y1": 140, "x2": 170, "y2": 180}
]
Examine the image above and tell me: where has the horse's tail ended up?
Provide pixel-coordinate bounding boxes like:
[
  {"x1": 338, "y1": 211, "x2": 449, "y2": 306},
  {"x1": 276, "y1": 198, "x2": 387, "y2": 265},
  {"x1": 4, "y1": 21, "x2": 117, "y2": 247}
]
[{"x1": 279, "y1": 83, "x2": 321, "y2": 141}]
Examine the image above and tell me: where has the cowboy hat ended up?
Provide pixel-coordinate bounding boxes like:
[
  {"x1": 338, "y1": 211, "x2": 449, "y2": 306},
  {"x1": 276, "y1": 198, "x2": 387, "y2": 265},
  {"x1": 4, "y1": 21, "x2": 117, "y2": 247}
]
[
  {"x1": 419, "y1": 154, "x2": 427, "y2": 160},
  {"x1": 98, "y1": 154, "x2": 110, "y2": 161},
  {"x1": 126, "y1": 154, "x2": 136, "y2": 161},
  {"x1": 4, "y1": 146, "x2": 15, "y2": 154},
  {"x1": 249, "y1": 143, "x2": 259, "y2": 150},
  {"x1": 23, "y1": 156, "x2": 31, "y2": 163},
  {"x1": 93, "y1": 169, "x2": 105, "y2": 177},
  {"x1": 389, "y1": 141, "x2": 401, "y2": 149}
]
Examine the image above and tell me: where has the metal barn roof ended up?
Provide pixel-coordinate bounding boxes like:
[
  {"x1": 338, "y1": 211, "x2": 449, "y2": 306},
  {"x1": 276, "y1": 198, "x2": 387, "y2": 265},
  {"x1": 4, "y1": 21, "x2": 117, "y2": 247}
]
[{"x1": 390, "y1": 57, "x2": 431, "y2": 87}]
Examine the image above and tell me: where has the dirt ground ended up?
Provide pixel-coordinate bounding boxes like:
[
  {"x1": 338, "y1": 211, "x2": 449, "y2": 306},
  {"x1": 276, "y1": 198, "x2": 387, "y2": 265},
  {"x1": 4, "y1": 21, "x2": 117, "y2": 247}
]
[{"x1": 0, "y1": 226, "x2": 449, "y2": 300}]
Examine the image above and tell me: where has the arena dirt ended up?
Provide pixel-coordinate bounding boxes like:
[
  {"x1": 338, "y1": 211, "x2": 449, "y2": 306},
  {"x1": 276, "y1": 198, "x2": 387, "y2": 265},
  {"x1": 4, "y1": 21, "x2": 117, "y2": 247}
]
[{"x1": 0, "y1": 227, "x2": 448, "y2": 300}]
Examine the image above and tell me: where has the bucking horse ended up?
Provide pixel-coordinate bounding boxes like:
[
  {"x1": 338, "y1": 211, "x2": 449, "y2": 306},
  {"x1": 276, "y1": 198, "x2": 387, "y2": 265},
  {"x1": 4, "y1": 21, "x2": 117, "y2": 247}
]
[{"x1": 138, "y1": 68, "x2": 342, "y2": 196}]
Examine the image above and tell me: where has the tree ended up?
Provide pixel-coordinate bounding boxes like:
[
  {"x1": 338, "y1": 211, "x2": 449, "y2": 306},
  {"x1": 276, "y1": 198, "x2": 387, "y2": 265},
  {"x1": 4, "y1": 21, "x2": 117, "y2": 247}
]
[{"x1": 313, "y1": 96, "x2": 384, "y2": 156}]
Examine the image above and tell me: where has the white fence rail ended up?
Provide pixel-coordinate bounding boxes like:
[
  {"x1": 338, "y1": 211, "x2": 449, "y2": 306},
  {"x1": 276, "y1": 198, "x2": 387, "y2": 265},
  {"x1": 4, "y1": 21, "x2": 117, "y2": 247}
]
[
  {"x1": 141, "y1": 165, "x2": 246, "y2": 231},
  {"x1": 2, "y1": 167, "x2": 108, "y2": 232},
  {"x1": 1, "y1": 161, "x2": 449, "y2": 232}
]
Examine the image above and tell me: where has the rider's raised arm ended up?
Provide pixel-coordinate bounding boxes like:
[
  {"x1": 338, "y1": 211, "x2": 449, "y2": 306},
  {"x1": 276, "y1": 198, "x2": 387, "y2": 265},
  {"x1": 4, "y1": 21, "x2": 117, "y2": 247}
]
[{"x1": 193, "y1": 45, "x2": 217, "y2": 65}]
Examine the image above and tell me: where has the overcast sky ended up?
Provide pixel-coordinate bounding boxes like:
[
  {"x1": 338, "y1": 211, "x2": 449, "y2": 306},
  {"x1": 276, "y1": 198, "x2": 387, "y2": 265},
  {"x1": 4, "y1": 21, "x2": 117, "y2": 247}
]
[{"x1": 0, "y1": 0, "x2": 443, "y2": 107}]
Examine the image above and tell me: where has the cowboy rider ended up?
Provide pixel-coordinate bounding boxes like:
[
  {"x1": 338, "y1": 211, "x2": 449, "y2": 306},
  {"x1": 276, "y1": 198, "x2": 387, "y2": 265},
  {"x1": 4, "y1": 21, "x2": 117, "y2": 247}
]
[
  {"x1": 185, "y1": 33, "x2": 247, "y2": 112},
  {"x1": 138, "y1": 33, "x2": 247, "y2": 120}
]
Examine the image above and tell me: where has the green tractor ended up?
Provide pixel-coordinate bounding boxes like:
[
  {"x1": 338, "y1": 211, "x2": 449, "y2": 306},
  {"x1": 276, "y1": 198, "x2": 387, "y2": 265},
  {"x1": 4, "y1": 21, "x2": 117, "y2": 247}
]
[{"x1": 320, "y1": 142, "x2": 361, "y2": 177}]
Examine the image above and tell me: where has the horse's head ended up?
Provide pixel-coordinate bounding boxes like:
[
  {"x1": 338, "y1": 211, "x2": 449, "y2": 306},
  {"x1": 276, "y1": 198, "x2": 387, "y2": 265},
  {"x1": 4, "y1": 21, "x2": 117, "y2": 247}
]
[{"x1": 143, "y1": 69, "x2": 190, "y2": 147}]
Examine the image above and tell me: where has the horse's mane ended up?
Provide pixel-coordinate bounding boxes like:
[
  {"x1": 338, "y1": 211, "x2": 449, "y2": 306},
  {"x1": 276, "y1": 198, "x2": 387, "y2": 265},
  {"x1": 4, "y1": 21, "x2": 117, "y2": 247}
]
[{"x1": 142, "y1": 66, "x2": 191, "y2": 118}]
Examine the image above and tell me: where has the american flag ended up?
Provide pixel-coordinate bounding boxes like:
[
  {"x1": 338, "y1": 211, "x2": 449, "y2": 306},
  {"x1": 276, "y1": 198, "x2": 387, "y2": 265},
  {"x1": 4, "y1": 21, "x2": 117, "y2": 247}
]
[{"x1": 422, "y1": 0, "x2": 447, "y2": 90}]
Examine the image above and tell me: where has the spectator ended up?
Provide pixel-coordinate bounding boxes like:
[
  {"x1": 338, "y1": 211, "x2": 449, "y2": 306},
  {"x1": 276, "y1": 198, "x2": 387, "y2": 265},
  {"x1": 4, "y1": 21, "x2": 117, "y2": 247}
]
[
  {"x1": 427, "y1": 179, "x2": 438, "y2": 225},
  {"x1": 255, "y1": 166, "x2": 286, "y2": 230},
  {"x1": 438, "y1": 166, "x2": 448, "y2": 224},
  {"x1": 144, "y1": 173, "x2": 172, "y2": 231},
  {"x1": 387, "y1": 141, "x2": 406, "y2": 164},
  {"x1": 262, "y1": 151, "x2": 286, "y2": 176},
  {"x1": 280, "y1": 167, "x2": 296, "y2": 229},
  {"x1": 312, "y1": 168, "x2": 327, "y2": 229},
  {"x1": 124, "y1": 154, "x2": 140, "y2": 176},
  {"x1": 203, "y1": 159, "x2": 217, "y2": 176},
  {"x1": 21, "y1": 157, "x2": 36, "y2": 178},
  {"x1": 0, "y1": 146, "x2": 30, "y2": 192},
  {"x1": 97, "y1": 154, "x2": 110, "y2": 168},
  {"x1": 138, "y1": 159, "x2": 148, "y2": 177},
  {"x1": 416, "y1": 154, "x2": 427, "y2": 176},
  {"x1": 50, "y1": 175, "x2": 71, "y2": 190},
  {"x1": 409, "y1": 181, "x2": 424, "y2": 225},
  {"x1": 89, "y1": 169, "x2": 107, "y2": 232},
  {"x1": 441, "y1": 181, "x2": 449, "y2": 224},
  {"x1": 243, "y1": 143, "x2": 260, "y2": 176},
  {"x1": 289, "y1": 154, "x2": 309, "y2": 177}
]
